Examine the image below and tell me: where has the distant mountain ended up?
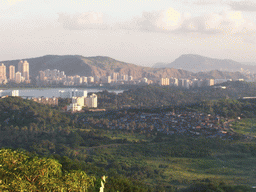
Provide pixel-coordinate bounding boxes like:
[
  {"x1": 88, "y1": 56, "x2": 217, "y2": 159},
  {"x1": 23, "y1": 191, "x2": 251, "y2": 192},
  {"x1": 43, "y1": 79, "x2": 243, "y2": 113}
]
[
  {"x1": 195, "y1": 70, "x2": 245, "y2": 80},
  {"x1": 0, "y1": 55, "x2": 191, "y2": 79},
  {"x1": 153, "y1": 54, "x2": 256, "y2": 73},
  {"x1": 241, "y1": 62, "x2": 256, "y2": 66},
  {"x1": 152, "y1": 62, "x2": 168, "y2": 68}
]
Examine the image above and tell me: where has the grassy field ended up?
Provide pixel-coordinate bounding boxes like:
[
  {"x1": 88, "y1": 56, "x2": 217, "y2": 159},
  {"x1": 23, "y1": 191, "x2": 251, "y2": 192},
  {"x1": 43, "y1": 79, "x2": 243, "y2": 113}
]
[
  {"x1": 231, "y1": 118, "x2": 256, "y2": 137},
  {"x1": 81, "y1": 133, "x2": 256, "y2": 189},
  {"x1": 143, "y1": 151, "x2": 255, "y2": 188},
  {"x1": 102, "y1": 130, "x2": 152, "y2": 142},
  {"x1": 71, "y1": 117, "x2": 256, "y2": 190}
]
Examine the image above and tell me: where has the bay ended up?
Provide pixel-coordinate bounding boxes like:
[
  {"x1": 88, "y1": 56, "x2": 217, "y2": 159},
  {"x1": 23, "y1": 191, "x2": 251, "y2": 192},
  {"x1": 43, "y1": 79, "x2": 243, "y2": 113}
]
[{"x1": 2, "y1": 88, "x2": 124, "y2": 98}]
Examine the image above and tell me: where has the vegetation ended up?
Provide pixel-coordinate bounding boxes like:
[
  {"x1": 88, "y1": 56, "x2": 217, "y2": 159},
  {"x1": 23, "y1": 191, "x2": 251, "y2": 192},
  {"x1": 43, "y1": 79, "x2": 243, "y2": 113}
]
[
  {"x1": 96, "y1": 82, "x2": 256, "y2": 109},
  {"x1": 1, "y1": 83, "x2": 256, "y2": 191},
  {"x1": 231, "y1": 118, "x2": 256, "y2": 137},
  {"x1": 0, "y1": 149, "x2": 96, "y2": 191}
]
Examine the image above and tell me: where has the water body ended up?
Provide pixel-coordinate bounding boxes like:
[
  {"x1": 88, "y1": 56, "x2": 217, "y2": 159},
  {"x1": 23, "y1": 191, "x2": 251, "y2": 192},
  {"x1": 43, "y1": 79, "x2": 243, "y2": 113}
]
[{"x1": 3, "y1": 88, "x2": 124, "y2": 98}]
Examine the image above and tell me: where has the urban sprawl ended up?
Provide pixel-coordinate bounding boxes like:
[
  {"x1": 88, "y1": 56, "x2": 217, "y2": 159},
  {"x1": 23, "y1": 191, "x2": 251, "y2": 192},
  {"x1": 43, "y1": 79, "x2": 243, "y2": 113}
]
[
  {"x1": 0, "y1": 60, "x2": 250, "y2": 113},
  {"x1": 0, "y1": 61, "x2": 248, "y2": 88}
]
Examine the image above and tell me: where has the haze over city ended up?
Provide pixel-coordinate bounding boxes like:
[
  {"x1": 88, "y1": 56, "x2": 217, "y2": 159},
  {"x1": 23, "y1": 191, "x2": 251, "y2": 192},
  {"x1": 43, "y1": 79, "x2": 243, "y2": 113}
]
[{"x1": 1, "y1": 0, "x2": 256, "y2": 66}]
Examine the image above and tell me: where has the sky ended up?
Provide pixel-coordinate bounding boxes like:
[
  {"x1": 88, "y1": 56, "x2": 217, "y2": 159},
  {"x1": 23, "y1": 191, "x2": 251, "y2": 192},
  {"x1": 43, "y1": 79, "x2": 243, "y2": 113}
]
[{"x1": 1, "y1": 0, "x2": 256, "y2": 66}]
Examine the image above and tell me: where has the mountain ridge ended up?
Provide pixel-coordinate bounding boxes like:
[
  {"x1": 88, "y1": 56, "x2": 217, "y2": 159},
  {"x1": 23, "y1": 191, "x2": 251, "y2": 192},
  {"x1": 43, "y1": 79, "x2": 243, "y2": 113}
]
[
  {"x1": 153, "y1": 54, "x2": 256, "y2": 73},
  {"x1": 0, "y1": 55, "x2": 191, "y2": 79},
  {"x1": 0, "y1": 54, "x2": 249, "y2": 80}
]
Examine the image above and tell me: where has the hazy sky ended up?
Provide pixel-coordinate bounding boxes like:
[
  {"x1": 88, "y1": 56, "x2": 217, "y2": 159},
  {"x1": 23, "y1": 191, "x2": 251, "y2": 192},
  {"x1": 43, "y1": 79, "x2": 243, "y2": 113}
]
[{"x1": 1, "y1": 0, "x2": 256, "y2": 66}]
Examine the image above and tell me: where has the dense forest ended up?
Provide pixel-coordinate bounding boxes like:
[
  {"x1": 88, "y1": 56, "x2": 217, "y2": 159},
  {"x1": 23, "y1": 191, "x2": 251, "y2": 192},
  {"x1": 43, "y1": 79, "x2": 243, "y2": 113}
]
[
  {"x1": 97, "y1": 81, "x2": 256, "y2": 109},
  {"x1": 1, "y1": 82, "x2": 256, "y2": 191}
]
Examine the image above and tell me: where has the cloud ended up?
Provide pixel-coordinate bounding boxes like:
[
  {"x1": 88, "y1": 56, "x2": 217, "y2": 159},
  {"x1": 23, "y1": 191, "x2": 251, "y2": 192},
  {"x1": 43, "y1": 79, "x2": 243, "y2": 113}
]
[
  {"x1": 4, "y1": 0, "x2": 26, "y2": 5},
  {"x1": 179, "y1": 0, "x2": 224, "y2": 6},
  {"x1": 228, "y1": 0, "x2": 256, "y2": 12},
  {"x1": 242, "y1": 32, "x2": 256, "y2": 44},
  {"x1": 129, "y1": 8, "x2": 256, "y2": 35},
  {"x1": 180, "y1": 10, "x2": 256, "y2": 34},
  {"x1": 58, "y1": 12, "x2": 108, "y2": 30},
  {"x1": 192, "y1": 0, "x2": 223, "y2": 5},
  {"x1": 58, "y1": 8, "x2": 256, "y2": 37},
  {"x1": 132, "y1": 8, "x2": 189, "y2": 32}
]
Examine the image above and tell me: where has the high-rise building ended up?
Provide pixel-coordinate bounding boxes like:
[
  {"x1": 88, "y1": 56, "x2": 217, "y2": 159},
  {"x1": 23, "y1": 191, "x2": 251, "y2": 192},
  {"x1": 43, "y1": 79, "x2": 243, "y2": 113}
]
[
  {"x1": 209, "y1": 79, "x2": 215, "y2": 86},
  {"x1": 23, "y1": 60, "x2": 29, "y2": 81},
  {"x1": 160, "y1": 78, "x2": 170, "y2": 86},
  {"x1": 9, "y1": 65, "x2": 15, "y2": 81},
  {"x1": 123, "y1": 75, "x2": 128, "y2": 81},
  {"x1": 39, "y1": 71, "x2": 45, "y2": 81},
  {"x1": 174, "y1": 78, "x2": 182, "y2": 87},
  {"x1": 0, "y1": 90, "x2": 19, "y2": 97},
  {"x1": 59, "y1": 89, "x2": 87, "y2": 98},
  {"x1": 15, "y1": 72, "x2": 22, "y2": 84},
  {"x1": 85, "y1": 93, "x2": 97, "y2": 108},
  {"x1": 90, "y1": 93, "x2": 97, "y2": 108},
  {"x1": 18, "y1": 61, "x2": 23, "y2": 75},
  {"x1": 112, "y1": 72, "x2": 119, "y2": 82},
  {"x1": 143, "y1": 77, "x2": 148, "y2": 83},
  {"x1": 107, "y1": 76, "x2": 111, "y2": 83},
  {"x1": 72, "y1": 96, "x2": 85, "y2": 107},
  {"x1": 88, "y1": 76, "x2": 94, "y2": 83},
  {"x1": 0, "y1": 63, "x2": 6, "y2": 82},
  {"x1": 82, "y1": 76, "x2": 87, "y2": 84}
]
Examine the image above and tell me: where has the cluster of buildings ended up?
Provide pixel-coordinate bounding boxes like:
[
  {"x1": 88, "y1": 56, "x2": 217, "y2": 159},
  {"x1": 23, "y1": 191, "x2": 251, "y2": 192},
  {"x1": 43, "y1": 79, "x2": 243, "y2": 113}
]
[
  {"x1": 0, "y1": 61, "x2": 30, "y2": 84},
  {"x1": 31, "y1": 97, "x2": 59, "y2": 106},
  {"x1": 0, "y1": 89, "x2": 59, "y2": 106},
  {"x1": 87, "y1": 110, "x2": 232, "y2": 138},
  {"x1": 0, "y1": 60, "x2": 245, "y2": 88},
  {"x1": 59, "y1": 89, "x2": 97, "y2": 112},
  {"x1": 0, "y1": 88, "x2": 98, "y2": 112},
  {"x1": 36, "y1": 70, "x2": 132, "y2": 86},
  {"x1": 35, "y1": 68, "x2": 242, "y2": 88},
  {"x1": 36, "y1": 69, "x2": 96, "y2": 86},
  {"x1": 159, "y1": 78, "x2": 232, "y2": 87},
  {"x1": 0, "y1": 90, "x2": 19, "y2": 97}
]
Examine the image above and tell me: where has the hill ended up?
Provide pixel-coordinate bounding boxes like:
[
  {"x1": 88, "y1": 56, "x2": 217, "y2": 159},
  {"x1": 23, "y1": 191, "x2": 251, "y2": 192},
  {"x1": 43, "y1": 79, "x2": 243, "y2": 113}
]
[
  {"x1": 0, "y1": 55, "x2": 191, "y2": 79},
  {"x1": 0, "y1": 96, "x2": 255, "y2": 191},
  {"x1": 0, "y1": 55, "x2": 249, "y2": 80},
  {"x1": 153, "y1": 54, "x2": 256, "y2": 73},
  {"x1": 195, "y1": 70, "x2": 245, "y2": 80}
]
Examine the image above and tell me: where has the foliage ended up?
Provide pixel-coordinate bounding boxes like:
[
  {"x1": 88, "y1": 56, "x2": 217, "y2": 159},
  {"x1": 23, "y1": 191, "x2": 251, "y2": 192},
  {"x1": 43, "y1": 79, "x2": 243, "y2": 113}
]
[
  {"x1": 188, "y1": 99, "x2": 256, "y2": 118},
  {"x1": 0, "y1": 149, "x2": 95, "y2": 191},
  {"x1": 182, "y1": 181, "x2": 251, "y2": 192},
  {"x1": 0, "y1": 94, "x2": 255, "y2": 191}
]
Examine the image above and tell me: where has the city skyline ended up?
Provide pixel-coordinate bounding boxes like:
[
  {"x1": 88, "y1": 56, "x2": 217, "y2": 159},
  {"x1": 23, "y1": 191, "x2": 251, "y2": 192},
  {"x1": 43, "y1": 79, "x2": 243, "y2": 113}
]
[
  {"x1": 0, "y1": 0, "x2": 256, "y2": 66},
  {"x1": 0, "y1": 60, "x2": 30, "y2": 84}
]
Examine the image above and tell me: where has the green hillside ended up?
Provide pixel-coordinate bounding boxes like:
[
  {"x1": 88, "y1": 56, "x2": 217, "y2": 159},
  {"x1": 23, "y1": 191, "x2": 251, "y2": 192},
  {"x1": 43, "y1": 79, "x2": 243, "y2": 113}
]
[{"x1": 0, "y1": 94, "x2": 256, "y2": 191}]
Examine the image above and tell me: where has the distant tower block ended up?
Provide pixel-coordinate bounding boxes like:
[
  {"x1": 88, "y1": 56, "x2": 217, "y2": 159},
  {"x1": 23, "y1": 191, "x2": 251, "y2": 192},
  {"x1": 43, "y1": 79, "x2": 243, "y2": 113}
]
[
  {"x1": 15, "y1": 72, "x2": 22, "y2": 84},
  {"x1": 0, "y1": 63, "x2": 7, "y2": 83},
  {"x1": 9, "y1": 65, "x2": 15, "y2": 81},
  {"x1": 39, "y1": 71, "x2": 45, "y2": 81},
  {"x1": 18, "y1": 60, "x2": 24, "y2": 75},
  {"x1": 23, "y1": 60, "x2": 29, "y2": 80}
]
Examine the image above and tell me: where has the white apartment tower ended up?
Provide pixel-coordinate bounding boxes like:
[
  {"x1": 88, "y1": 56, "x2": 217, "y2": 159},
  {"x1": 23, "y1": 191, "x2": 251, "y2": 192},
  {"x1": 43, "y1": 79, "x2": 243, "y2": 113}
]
[
  {"x1": 18, "y1": 60, "x2": 23, "y2": 75},
  {"x1": 59, "y1": 89, "x2": 87, "y2": 98},
  {"x1": 17, "y1": 60, "x2": 29, "y2": 82},
  {"x1": 161, "y1": 78, "x2": 170, "y2": 86},
  {"x1": 15, "y1": 72, "x2": 22, "y2": 84},
  {"x1": 39, "y1": 71, "x2": 45, "y2": 81},
  {"x1": 0, "y1": 63, "x2": 6, "y2": 81},
  {"x1": 9, "y1": 65, "x2": 15, "y2": 81},
  {"x1": 85, "y1": 93, "x2": 97, "y2": 108},
  {"x1": 23, "y1": 60, "x2": 29, "y2": 81}
]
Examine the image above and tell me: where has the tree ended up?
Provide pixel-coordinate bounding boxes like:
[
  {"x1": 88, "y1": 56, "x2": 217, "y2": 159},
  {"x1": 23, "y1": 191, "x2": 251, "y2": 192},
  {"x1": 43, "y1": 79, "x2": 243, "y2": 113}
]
[{"x1": 0, "y1": 149, "x2": 96, "y2": 191}]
